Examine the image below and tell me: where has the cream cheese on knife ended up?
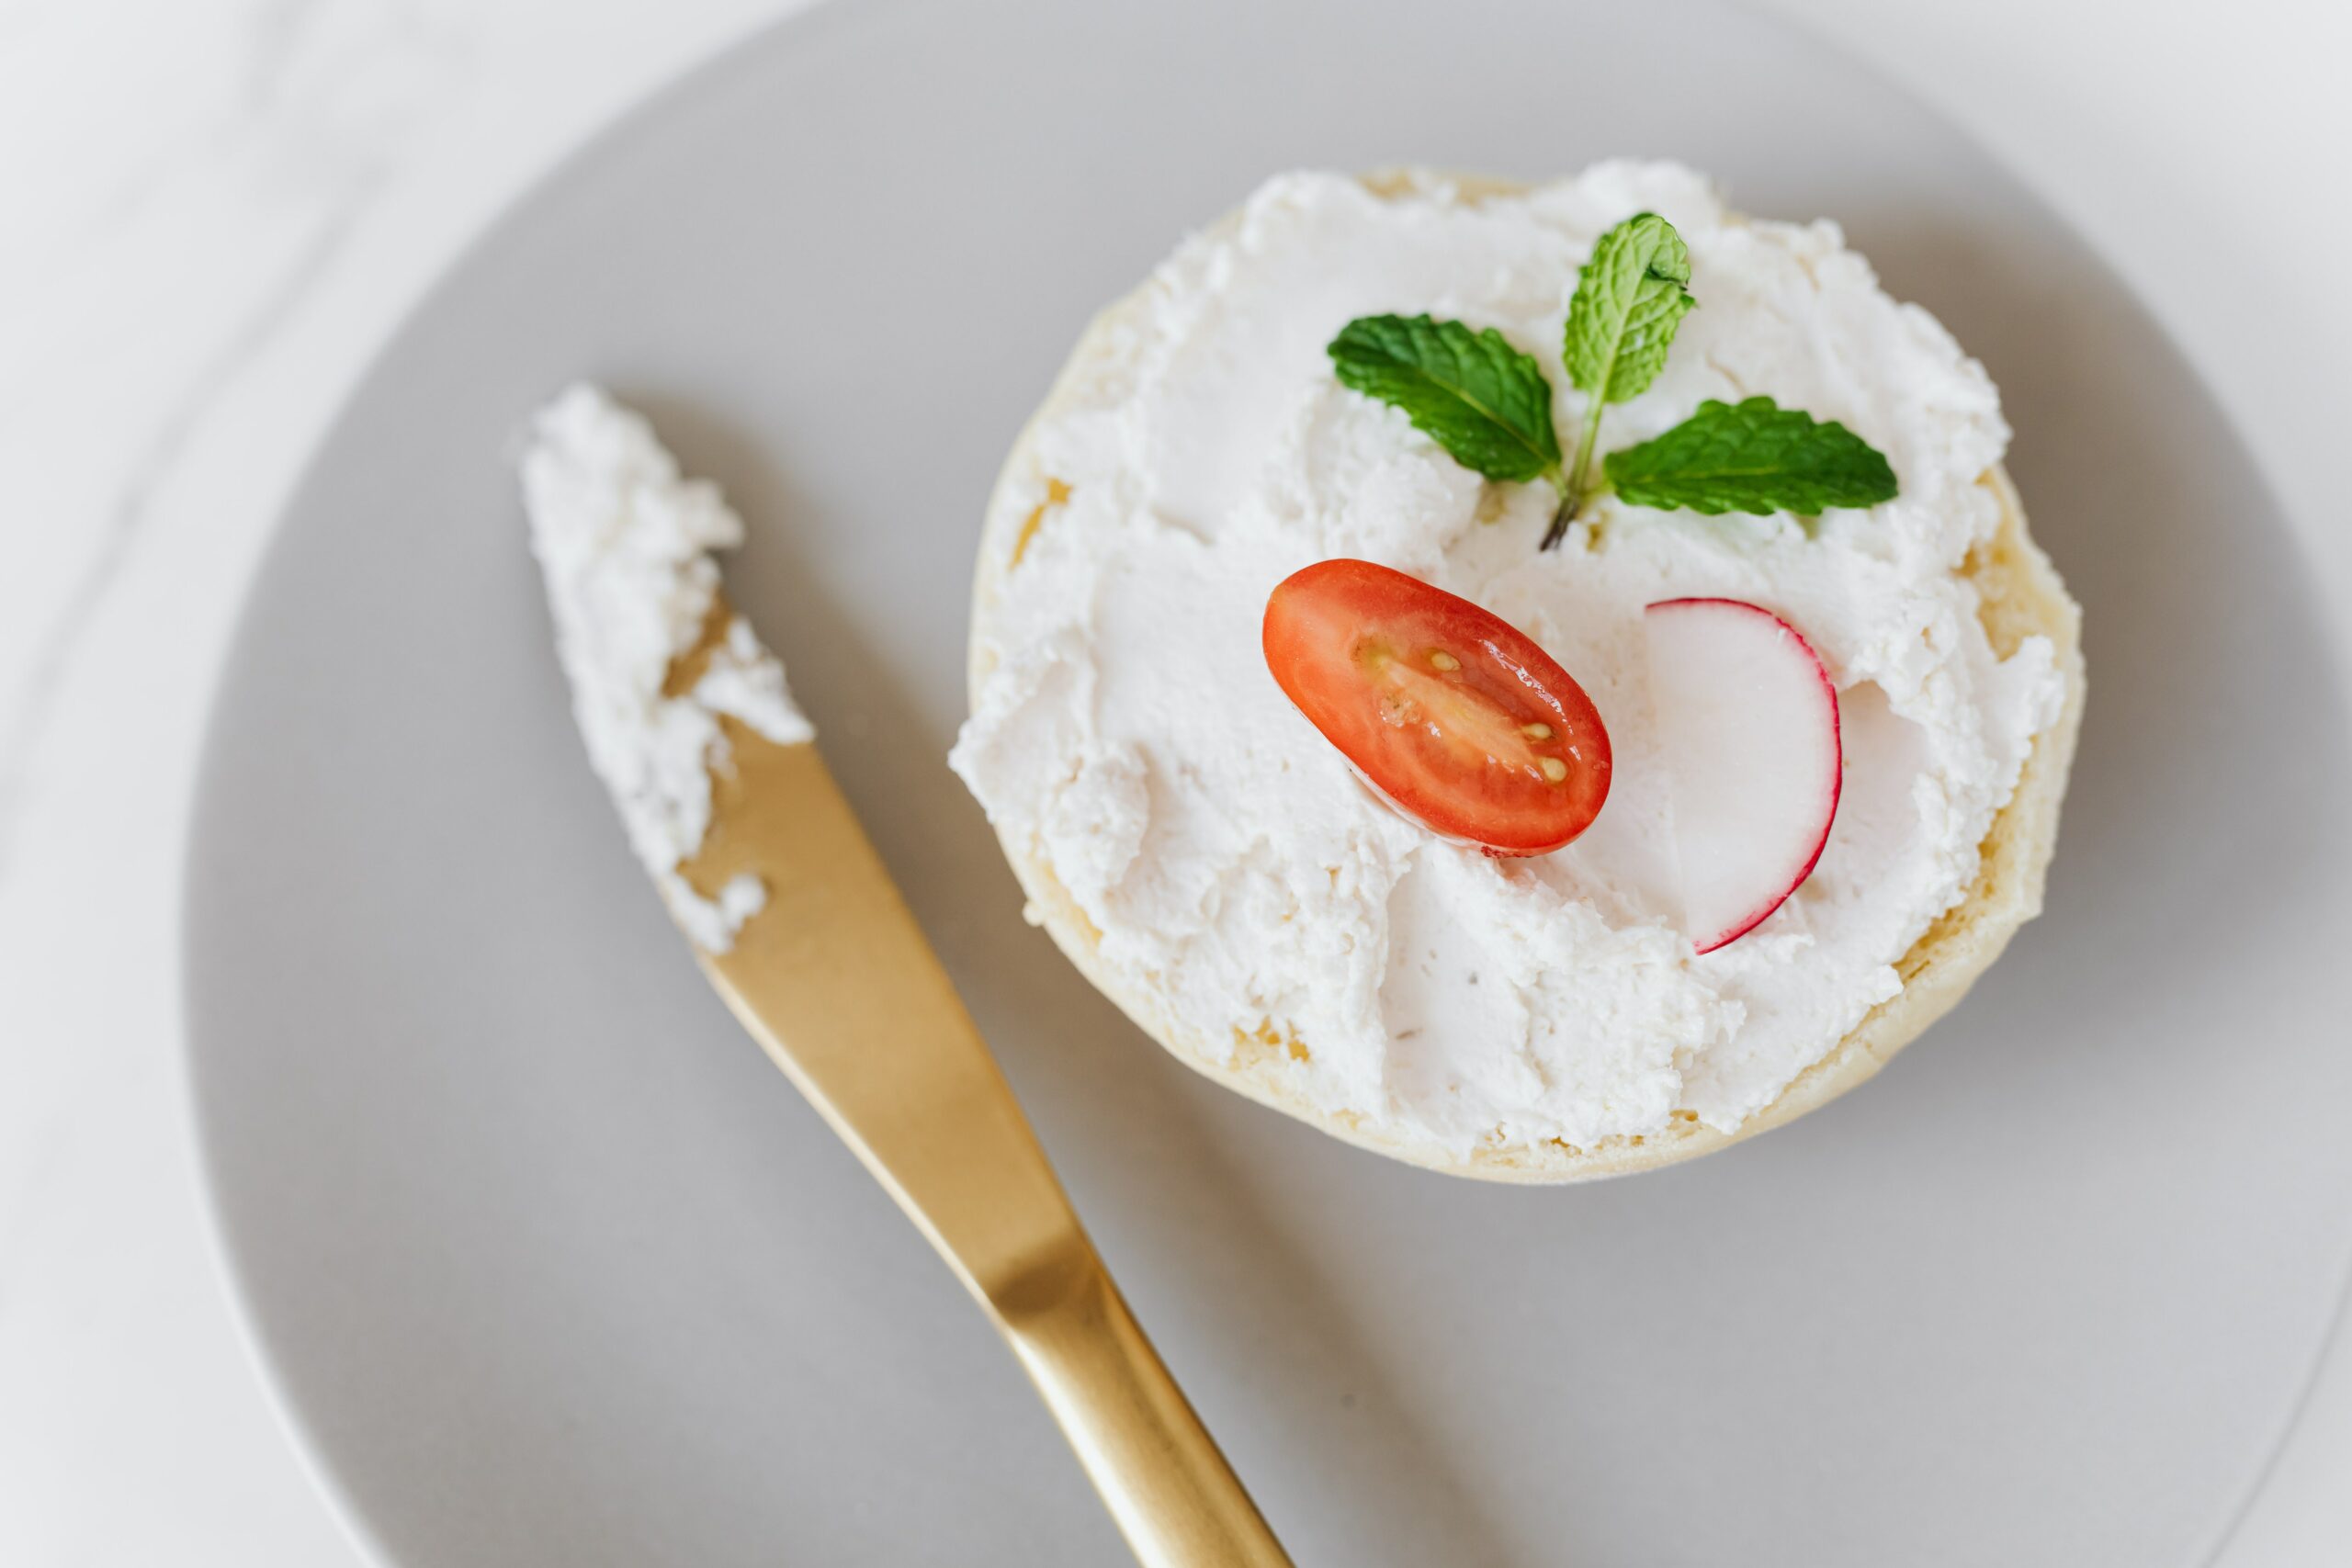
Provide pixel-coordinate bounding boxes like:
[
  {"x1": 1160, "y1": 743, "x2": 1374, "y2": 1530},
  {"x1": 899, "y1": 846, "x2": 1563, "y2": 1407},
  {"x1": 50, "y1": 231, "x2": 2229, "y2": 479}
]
[{"x1": 522, "y1": 384, "x2": 811, "y2": 952}]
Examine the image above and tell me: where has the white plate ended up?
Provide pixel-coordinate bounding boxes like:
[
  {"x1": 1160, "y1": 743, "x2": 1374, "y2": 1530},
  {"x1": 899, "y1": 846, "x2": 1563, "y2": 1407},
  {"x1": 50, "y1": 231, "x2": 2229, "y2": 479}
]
[{"x1": 183, "y1": 0, "x2": 2352, "y2": 1562}]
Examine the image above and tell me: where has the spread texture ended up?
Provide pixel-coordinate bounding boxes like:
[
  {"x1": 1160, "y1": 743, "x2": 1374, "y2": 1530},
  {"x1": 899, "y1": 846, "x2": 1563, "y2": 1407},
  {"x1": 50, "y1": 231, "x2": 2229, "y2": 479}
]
[{"x1": 954, "y1": 165, "x2": 2070, "y2": 1157}]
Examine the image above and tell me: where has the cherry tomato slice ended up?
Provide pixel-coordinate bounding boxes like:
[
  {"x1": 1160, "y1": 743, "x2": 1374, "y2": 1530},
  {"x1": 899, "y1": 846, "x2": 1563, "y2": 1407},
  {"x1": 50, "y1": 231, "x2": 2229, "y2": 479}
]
[{"x1": 1262, "y1": 558, "x2": 1611, "y2": 857}]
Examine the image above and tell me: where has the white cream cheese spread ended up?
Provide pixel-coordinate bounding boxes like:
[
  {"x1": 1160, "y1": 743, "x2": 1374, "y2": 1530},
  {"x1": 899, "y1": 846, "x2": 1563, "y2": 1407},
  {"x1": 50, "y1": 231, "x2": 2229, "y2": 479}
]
[
  {"x1": 523, "y1": 384, "x2": 812, "y2": 953},
  {"x1": 952, "y1": 165, "x2": 2066, "y2": 1154}
]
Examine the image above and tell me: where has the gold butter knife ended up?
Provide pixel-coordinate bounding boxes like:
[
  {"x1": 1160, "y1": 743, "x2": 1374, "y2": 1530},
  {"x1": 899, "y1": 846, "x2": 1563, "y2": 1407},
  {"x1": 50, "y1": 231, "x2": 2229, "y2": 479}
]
[{"x1": 666, "y1": 682, "x2": 1291, "y2": 1565}]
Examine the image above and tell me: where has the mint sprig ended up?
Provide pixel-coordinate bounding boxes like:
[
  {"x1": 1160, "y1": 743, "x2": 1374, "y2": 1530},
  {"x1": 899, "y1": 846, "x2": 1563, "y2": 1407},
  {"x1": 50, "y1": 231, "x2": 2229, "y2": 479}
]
[
  {"x1": 1326, "y1": 209, "x2": 1901, "y2": 550},
  {"x1": 1552, "y1": 212, "x2": 1695, "y2": 546},
  {"x1": 1329, "y1": 315, "x2": 1561, "y2": 483},
  {"x1": 1604, "y1": 396, "x2": 1898, "y2": 516}
]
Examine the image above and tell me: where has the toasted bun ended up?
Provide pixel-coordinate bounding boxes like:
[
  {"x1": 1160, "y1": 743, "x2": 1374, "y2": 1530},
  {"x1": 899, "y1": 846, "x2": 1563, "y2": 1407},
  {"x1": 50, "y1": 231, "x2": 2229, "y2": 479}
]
[{"x1": 966, "y1": 172, "x2": 2086, "y2": 1182}]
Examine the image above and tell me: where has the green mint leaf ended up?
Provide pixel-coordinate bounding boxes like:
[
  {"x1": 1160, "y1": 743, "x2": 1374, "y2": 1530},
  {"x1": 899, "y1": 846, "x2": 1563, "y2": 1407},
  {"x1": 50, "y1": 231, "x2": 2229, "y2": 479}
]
[
  {"x1": 1329, "y1": 314, "x2": 1561, "y2": 484},
  {"x1": 1602, "y1": 396, "x2": 1899, "y2": 516},
  {"x1": 1548, "y1": 212, "x2": 1697, "y2": 547},
  {"x1": 1562, "y1": 212, "x2": 1695, "y2": 405}
]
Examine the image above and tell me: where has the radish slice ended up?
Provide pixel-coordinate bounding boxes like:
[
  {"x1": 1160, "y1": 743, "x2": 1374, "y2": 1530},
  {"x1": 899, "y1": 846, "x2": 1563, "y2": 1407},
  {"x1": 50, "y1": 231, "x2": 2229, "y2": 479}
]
[{"x1": 1644, "y1": 598, "x2": 1843, "y2": 954}]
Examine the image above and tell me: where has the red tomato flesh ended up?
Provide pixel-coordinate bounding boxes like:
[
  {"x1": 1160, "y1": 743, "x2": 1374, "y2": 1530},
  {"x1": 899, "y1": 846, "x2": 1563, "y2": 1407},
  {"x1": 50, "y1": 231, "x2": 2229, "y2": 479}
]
[{"x1": 1262, "y1": 558, "x2": 1611, "y2": 856}]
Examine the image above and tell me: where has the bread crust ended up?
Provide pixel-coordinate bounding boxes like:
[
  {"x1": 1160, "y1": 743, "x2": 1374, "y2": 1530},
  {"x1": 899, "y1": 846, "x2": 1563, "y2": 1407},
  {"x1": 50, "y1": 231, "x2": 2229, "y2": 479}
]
[{"x1": 965, "y1": 172, "x2": 2086, "y2": 1182}]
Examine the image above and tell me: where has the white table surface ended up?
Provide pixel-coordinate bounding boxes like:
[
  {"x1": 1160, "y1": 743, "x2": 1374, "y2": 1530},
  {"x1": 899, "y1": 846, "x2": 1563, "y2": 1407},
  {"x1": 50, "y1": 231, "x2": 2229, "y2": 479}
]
[{"x1": 3, "y1": 2, "x2": 2346, "y2": 1562}]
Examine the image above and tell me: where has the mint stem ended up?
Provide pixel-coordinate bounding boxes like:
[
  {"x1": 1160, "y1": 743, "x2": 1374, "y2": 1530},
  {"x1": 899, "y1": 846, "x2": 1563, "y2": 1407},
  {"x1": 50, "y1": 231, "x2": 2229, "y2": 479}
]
[
  {"x1": 1541, "y1": 485, "x2": 1574, "y2": 550},
  {"x1": 1542, "y1": 400, "x2": 1607, "y2": 549}
]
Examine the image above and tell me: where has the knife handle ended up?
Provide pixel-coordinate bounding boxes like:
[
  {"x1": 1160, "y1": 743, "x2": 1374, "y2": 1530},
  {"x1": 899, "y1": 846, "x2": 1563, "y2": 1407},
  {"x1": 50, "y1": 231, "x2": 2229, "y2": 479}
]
[
  {"x1": 686, "y1": 738, "x2": 1289, "y2": 1564},
  {"x1": 991, "y1": 1237, "x2": 1294, "y2": 1568}
]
